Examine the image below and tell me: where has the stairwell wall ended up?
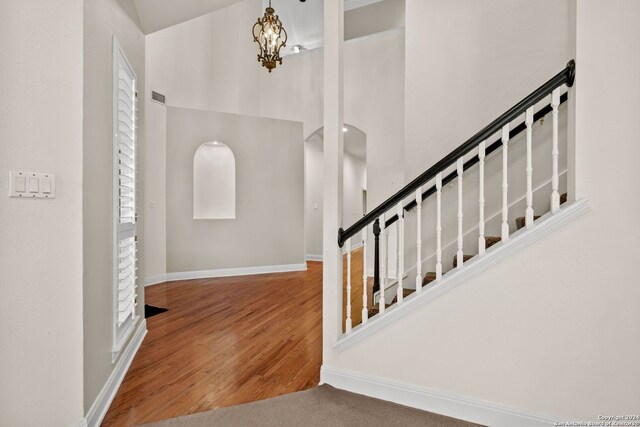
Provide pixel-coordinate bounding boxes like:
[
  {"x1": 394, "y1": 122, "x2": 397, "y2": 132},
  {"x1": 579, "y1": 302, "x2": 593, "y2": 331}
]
[
  {"x1": 399, "y1": 0, "x2": 573, "y2": 282},
  {"x1": 324, "y1": 0, "x2": 640, "y2": 422},
  {"x1": 397, "y1": 103, "x2": 569, "y2": 285},
  {"x1": 404, "y1": 0, "x2": 572, "y2": 180}
]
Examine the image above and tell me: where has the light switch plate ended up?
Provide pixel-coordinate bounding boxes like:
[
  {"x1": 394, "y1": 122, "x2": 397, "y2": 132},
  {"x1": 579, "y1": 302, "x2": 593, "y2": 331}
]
[{"x1": 9, "y1": 171, "x2": 56, "y2": 199}]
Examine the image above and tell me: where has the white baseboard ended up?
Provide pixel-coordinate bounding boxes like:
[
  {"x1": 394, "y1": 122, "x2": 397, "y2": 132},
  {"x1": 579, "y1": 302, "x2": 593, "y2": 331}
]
[
  {"x1": 144, "y1": 273, "x2": 168, "y2": 286},
  {"x1": 320, "y1": 366, "x2": 565, "y2": 427},
  {"x1": 85, "y1": 319, "x2": 147, "y2": 427},
  {"x1": 335, "y1": 199, "x2": 590, "y2": 351},
  {"x1": 70, "y1": 419, "x2": 88, "y2": 427},
  {"x1": 306, "y1": 242, "x2": 364, "y2": 263},
  {"x1": 145, "y1": 263, "x2": 308, "y2": 286}
]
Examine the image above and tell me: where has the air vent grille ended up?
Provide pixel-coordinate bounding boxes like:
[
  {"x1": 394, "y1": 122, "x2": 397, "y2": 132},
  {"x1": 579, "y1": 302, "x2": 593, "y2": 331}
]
[{"x1": 151, "y1": 91, "x2": 166, "y2": 104}]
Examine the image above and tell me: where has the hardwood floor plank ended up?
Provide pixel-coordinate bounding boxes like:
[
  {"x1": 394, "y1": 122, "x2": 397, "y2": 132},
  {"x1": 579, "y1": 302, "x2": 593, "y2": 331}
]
[{"x1": 102, "y1": 262, "x2": 324, "y2": 426}]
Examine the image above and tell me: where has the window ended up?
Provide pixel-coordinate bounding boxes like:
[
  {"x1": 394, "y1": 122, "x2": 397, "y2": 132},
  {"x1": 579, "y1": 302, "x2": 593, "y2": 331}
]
[
  {"x1": 112, "y1": 38, "x2": 138, "y2": 359},
  {"x1": 193, "y1": 142, "x2": 236, "y2": 219}
]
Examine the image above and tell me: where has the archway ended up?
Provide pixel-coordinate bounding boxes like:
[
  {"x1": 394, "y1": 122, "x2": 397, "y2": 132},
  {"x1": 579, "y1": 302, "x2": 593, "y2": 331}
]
[{"x1": 303, "y1": 124, "x2": 367, "y2": 258}]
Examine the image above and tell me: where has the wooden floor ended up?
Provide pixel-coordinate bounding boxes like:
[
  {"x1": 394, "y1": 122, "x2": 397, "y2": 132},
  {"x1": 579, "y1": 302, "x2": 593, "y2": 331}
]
[{"x1": 102, "y1": 262, "x2": 324, "y2": 426}]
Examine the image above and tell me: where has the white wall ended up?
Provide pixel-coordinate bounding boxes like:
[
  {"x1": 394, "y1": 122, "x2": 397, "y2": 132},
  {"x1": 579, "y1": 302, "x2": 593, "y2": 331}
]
[
  {"x1": 144, "y1": 0, "x2": 405, "y2": 280},
  {"x1": 144, "y1": 99, "x2": 167, "y2": 281},
  {"x1": 343, "y1": 152, "x2": 367, "y2": 235},
  {"x1": 0, "y1": 0, "x2": 85, "y2": 425},
  {"x1": 165, "y1": 107, "x2": 305, "y2": 273},
  {"x1": 324, "y1": 0, "x2": 640, "y2": 422},
  {"x1": 82, "y1": 0, "x2": 146, "y2": 414},
  {"x1": 305, "y1": 140, "x2": 325, "y2": 257},
  {"x1": 405, "y1": 0, "x2": 570, "y2": 180},
  {"x1": 344, "y1": 0, "x2": 405, "y2": 41}
]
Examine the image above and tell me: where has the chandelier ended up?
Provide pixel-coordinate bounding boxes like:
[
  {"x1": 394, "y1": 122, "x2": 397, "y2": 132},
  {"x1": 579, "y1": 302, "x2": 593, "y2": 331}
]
[{"x1": 252, "y1": 0, "x2": 288, "y2": 72}]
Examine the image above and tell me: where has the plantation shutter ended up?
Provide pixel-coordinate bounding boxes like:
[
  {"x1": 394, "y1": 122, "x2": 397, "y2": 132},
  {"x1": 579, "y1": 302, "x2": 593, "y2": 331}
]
[{"x1": 113, "y1": 39, "x2": 138, "y2": 354}]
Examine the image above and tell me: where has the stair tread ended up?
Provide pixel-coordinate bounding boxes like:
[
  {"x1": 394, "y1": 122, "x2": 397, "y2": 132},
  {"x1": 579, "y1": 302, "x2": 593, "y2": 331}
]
[
  {"x1": 368, "y1": 305, "x2": 391, "y2": 317},
  {"x1": 389, "y1": 288, "x2": 415, "y2": 305},
  {"x1": 419, "y1": 272, "x2": 437, "y2": 288},
  {"x1": 452, "y1": 254, "x2": 473, "y2": 268},
  {"x1": 515, "y1": 193, "x2": 568, "y2": 229},
  {"x1": 515, "y1": 216, "x2": 540, "y2": 230},
  {"x1": 485, "y1": 236, "x2": 501, "y2": 248},
  {"x1": 369, "y1": 194, "x2": 570, "y2": 319}
]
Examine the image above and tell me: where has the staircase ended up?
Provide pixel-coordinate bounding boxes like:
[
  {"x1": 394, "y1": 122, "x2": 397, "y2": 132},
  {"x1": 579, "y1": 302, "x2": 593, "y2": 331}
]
[
  {"x1": 338, "y1": 60, "x2": 576, "y2": 335},
  {"x1": 367, "y1": 194, "x2": 567, "y2": 317}
]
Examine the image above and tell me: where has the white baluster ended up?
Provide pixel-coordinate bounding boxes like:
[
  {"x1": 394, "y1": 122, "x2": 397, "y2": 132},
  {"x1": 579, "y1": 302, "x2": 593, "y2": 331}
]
[
  {"x1": 361, "y1": 227, "x2": 368, "y2": 324},
  {"x1": 435, "y1": 173, "x2": 443, "y2": 279},
  {"x1": 379, "y1": 214, "x2": 386, "y2": 314},
  {"x1": 478, "y1": 142, "x2": 486, "y2": 256},
  {"x1": 415, "y1": 187, "x2": 422, "y2": 292},
  {"x1": 346, "y1": 237, "x2": 352, "y2": 333},
  {"x1": 384, "y1": 220, "x2": 389, "y2": 304},
  {"x1": 525, "y1": 106, "x2": 535, "y2": 227},
  {"x1": 456, "y1": 158, "x2": 464, "y2": 270},
  {"x1": 501, "y1": 124, "x2": 510, "y2": 242},
  {"x1": 395, "y1": 208, "x2": 400, "y2": 282},
  {"x1": 396, "y1": 202, "x2": 404, "y2": 304},
  {"x1": 551, "y1": 89, "x2": 561, "y2": 213}
]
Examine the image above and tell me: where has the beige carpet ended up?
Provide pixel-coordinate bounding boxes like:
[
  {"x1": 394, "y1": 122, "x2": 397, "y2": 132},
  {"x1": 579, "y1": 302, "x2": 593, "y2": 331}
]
[{"x1": 140, "y1": 385, "x2": 481, "y2": 427}]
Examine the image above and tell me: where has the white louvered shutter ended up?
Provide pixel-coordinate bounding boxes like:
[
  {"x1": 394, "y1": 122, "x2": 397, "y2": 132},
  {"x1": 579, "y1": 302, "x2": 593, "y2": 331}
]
[{"x1": 113, "y1": 39, "x2": 138, "y2": 354}]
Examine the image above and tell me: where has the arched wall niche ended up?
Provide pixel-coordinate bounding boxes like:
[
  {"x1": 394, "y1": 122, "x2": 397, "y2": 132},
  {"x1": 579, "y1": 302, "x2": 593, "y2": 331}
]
[{"x1": 193, "y1": 141, "x2": 236, "y2": 219}]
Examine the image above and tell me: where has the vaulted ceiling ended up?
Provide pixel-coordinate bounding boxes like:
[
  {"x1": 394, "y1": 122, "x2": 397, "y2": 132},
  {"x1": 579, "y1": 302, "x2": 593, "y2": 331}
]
[
  {"x1": 130, "y1": 0, "x2": 401, "y2": 39},
  {"x1": 132, "y1": 0, "x2": 244, "y2": 34}
]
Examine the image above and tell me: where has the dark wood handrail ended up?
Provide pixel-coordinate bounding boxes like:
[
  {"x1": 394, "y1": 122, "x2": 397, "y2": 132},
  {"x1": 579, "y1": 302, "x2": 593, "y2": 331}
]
[
  {"x1": 338, "y1": 60, "x2": 575, "y2": 247},
  {"x1": 383, "y1": 92, "x2": 568, "y2": 229}
]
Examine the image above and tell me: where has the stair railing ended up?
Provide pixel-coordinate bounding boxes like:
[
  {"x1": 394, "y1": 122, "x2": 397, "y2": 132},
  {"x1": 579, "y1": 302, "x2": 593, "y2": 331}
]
[{"x1": 338, "y1": 60, "x2": 575, "y2": 334}]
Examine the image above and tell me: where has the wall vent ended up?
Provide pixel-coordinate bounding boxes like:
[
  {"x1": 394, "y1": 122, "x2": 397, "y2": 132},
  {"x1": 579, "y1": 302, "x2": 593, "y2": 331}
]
[{"x1": 151, "y1": 91, "x2": 166, "y2": 104}]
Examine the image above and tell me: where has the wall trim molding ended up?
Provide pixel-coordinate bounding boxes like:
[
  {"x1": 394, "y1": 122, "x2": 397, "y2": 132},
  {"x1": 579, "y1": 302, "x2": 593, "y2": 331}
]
[
  {"x1": 145, "y1": 263, "x2": 308, "y2": 286},
  {"x1": 320, "y1": 366, "x2": 565, "y2": 426},
  {"x1": 306, "y1": 242, "x2": 364, "y2": 263},
  {"x1": 144, "y1": 273, "x2": 168, "y2": 286},
  {"x1": 334, "y1": 198, "x2": 590, "y2": 352},
  {"x1": 70, "y1": 419, "x2": 88, "y2": 427},
  {"x1": 85, "y1": 320, "x2": 147, "y2": 427}
]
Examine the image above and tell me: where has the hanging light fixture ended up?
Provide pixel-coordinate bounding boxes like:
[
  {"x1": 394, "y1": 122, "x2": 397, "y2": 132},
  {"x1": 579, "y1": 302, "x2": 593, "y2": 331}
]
[{"x1": 252, "y1": 0, "x2": 287, "y2": 73}]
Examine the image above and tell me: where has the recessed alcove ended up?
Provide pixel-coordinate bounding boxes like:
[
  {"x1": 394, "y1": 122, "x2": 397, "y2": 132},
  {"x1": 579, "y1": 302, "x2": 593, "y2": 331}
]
[{"x1": 193, "y1": 141, "x2": 236, "y2": 219}]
